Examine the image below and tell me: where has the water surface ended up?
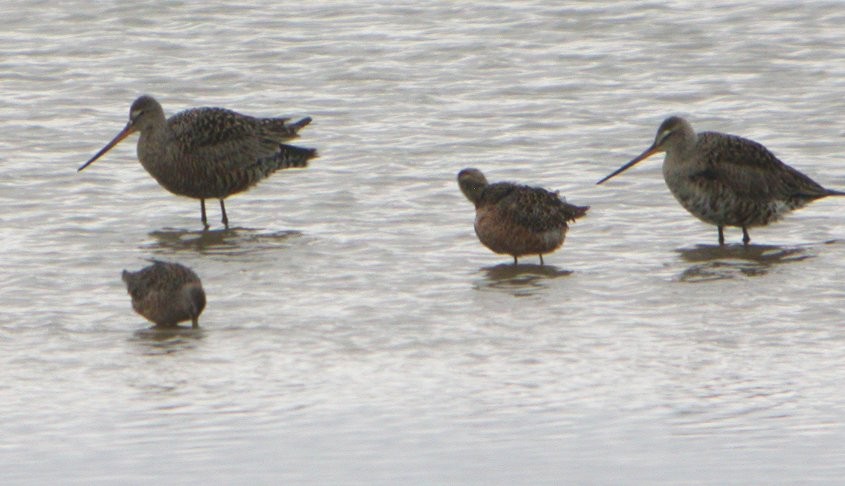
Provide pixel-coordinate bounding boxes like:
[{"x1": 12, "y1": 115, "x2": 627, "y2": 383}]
[{"x1": 2, "y1": 1, "x2": 845, "y2": 483}]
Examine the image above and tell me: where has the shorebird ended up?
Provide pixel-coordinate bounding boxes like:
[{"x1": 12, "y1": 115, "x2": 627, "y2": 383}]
[
  {"x1": 458, "y1": 168, "x2": 589, "y2": 265},
  {"x1": 79, "y1": 95, "x2": 317, "y2": 229},
  {"x1": 597, "y1": 116, "x2": 845, "y2": 245},
  {"x1": 122, "y1": 260, "x2": 206, "y2": 328}
]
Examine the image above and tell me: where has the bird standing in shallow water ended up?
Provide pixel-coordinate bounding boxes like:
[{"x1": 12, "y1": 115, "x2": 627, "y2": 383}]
[
  {"x1": 122, "y1": 260, "x2": 206, "y2": 328},
  {"x1": 458, "y1": 168, "x2": 589, "y2": 265},
  {"x1": 79, "y1": 95, "x2": 317, "y2": 229},
  {"x1": 597, "y1": 116, "x2": 845, "y2": 245}
]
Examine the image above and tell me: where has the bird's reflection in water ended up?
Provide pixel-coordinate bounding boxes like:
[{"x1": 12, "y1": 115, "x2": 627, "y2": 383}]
[
  {"x1": 477, "y1": 263, "x2": 572, "y2": 296},
  {"x1": 129, "y1": 325, "x2": 206, "y2": 356},
  {"x1": 676, "y1": 243, "x2": 815, "y2": 283},
  {"x1": 144, "y1": 227, "x2": 302, "y2": 255}
]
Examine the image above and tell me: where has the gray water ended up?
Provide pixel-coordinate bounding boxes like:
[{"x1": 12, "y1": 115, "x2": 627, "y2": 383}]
[{"x1": 3, "y1": 1, "x2": 845, "y2": 484}]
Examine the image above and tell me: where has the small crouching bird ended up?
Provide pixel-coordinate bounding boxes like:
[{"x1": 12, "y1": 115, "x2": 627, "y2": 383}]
[
  {"x1": 457, "y1": 168, "x2": 589, "y2": 265},
  {"x1": 122, "y1": 260, "x2": 206, "y2": 328}
]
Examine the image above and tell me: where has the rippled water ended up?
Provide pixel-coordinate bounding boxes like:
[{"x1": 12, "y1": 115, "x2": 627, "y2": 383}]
[{"x1": 3, "y1": 1, "x2": 845, "y2": 483}]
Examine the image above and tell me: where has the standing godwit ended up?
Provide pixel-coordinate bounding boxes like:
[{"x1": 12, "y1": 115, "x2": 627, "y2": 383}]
[
  {"x1": 597, "y1": 116, "x2": 845, "y2": 245},
  {"x1": 79, "y1": 95, "x2": 317, "y2": 229},
  {"x1": 458, "y1": 168, "x2": 589, "y2": 265},
  {"x1": 122, "y1": 260, "x2": 206, "y2": 328}
]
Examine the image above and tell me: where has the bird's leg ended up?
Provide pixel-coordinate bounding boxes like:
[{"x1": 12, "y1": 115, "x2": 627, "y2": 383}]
[
  {"x1": 718, "y1": 226, "x2": 725, "y2": 246},
  {"x1": 742, "y1": 226, "x2": 750, "y2": 246},
  {"x1": 200, "y1": 199, "x2": 209, "y2": 230},
  {"x1": 219, "y1": 199, "x2": 229, "y2": 229},
  {"x1": 539, "y1": 254, "x2": 545, "y2": 266},
  {"x1": 192, "y1": 317, "x2": 199, "y2": 329},
  {"x1": 513, "y1": 256, "x2": 518, "y2": 265}
]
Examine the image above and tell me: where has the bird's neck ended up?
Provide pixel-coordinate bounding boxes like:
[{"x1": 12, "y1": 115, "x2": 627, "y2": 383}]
[{"x1": 137, "y1": 123, "x2": 172, "y2": 173}]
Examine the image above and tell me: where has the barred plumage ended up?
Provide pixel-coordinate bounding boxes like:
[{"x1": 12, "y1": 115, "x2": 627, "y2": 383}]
[
  {"x1": 122, "y1": 260, "x2": 206, "y2": 328},
  {"x1": 79, "y1": 95, "x2": 317, "y2": 229},
  {"x1": 598, "y1": 116, "x2": 845, "y2": 245},
  {"x1": 458, "y1": 168, "x2": 589, "y2": 265}
]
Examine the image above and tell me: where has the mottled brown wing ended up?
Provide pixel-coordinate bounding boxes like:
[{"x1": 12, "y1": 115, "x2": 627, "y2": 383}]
[
  {"x1": 695, "y1": 132, "x2": 829, "y2": 201},
  {"x1": 500, "y1": 185, "x2": 587, "y2": 233},
  {"x1": 124, "y1": 262, "x2": 197, "y2": 299},
  {"x1": 168, "y1": 108, "x2": 279, "y2": 171}
]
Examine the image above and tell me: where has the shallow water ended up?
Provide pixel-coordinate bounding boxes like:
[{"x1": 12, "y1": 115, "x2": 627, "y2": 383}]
[{"x1": 3, "y1": 1, "x2": 845, "y2": 483}]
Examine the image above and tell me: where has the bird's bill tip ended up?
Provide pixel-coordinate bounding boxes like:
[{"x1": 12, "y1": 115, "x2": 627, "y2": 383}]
[
  {"x1": 596, "y1": 144, "x2": 661, "y2": 185},
  {"x1": 77, "y1": 122, "x2": 137, "y2": 172}
]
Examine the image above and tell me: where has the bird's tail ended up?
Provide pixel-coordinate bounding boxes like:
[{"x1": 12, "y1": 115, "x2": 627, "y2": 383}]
[
  {"x1": 288, "y1": 116, "x2": 312, "y2": 133},
  {"x1": 566, "y1": 204, "x2": 590, "y2": 221},
  {"x1": 262, "y1": 116, "x2": 312, "y2": 140},
  {"x1": 826, "y1": 188, "x2": 845, "y2": 197},
  {"x1": 274, "y1": 143, "x2": 318, "y2": 170}
]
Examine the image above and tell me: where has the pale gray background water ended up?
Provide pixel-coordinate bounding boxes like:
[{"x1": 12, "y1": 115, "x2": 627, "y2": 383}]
[{"x1": 2, "y1": 1, "x2": 845, "y2": 484}]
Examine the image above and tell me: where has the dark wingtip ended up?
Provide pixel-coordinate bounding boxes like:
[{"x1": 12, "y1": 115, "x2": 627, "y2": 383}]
[
  {"x1": 292, "y1": 145, "x2": 318, "y2": 158},
  {"x1": 277, "y1": 143, "x2": 318, "y2": 169},
  {"x1": 295, "y1": 145, "x2": 318, "y2": 159}
]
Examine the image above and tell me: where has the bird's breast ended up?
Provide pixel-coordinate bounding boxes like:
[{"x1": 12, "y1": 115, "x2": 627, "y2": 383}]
[{"x1": 474, "y1": 206, "x2": 565, "y2": 256}]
